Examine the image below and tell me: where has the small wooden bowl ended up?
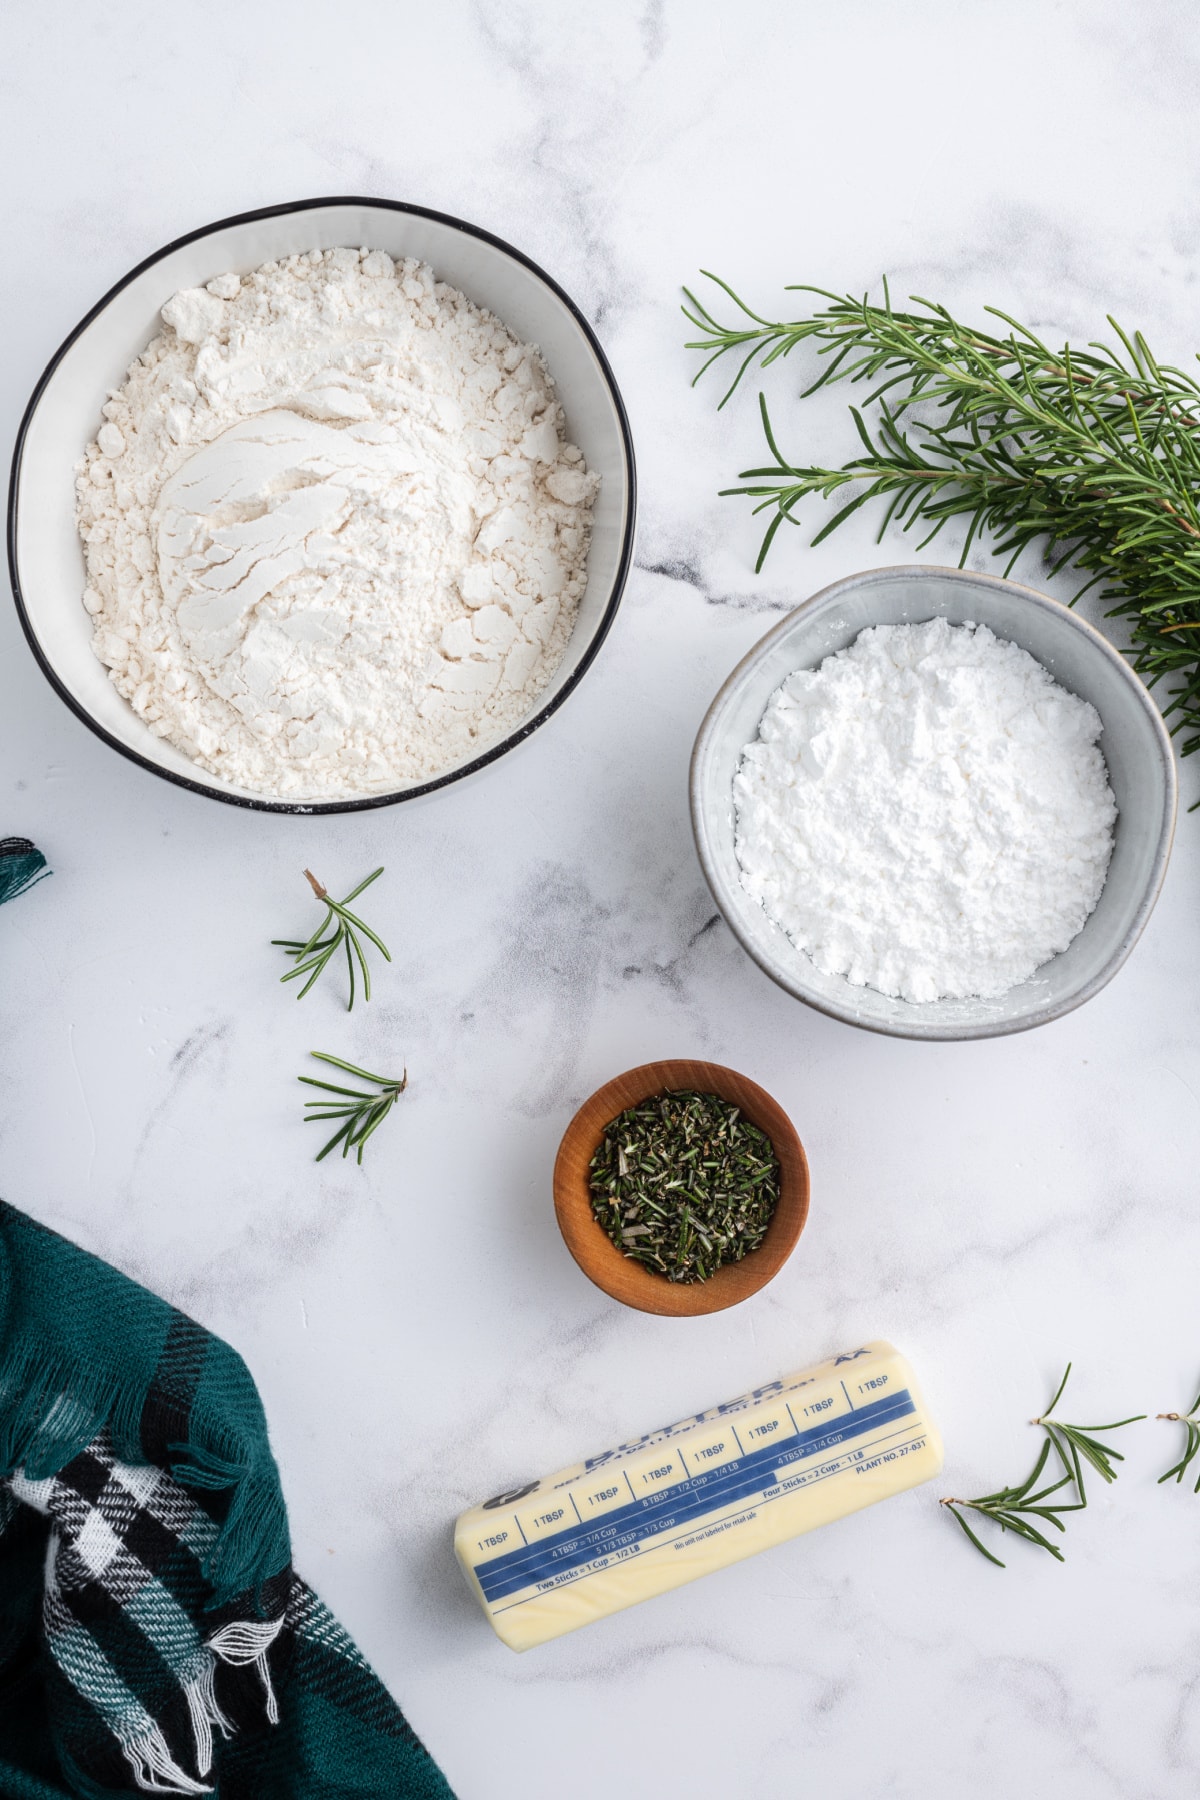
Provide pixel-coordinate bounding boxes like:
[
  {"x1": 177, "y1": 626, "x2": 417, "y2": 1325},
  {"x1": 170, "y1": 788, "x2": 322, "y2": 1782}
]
[{"x1": 553, "y1": 1059, "x2": 810, "y2": 1317}]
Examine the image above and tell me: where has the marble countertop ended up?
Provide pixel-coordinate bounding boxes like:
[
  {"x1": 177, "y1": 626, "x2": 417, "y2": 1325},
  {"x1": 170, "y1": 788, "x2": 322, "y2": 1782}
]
[{"x1": 5, "y1": 3, "x2": 1200, "y2": 1794}]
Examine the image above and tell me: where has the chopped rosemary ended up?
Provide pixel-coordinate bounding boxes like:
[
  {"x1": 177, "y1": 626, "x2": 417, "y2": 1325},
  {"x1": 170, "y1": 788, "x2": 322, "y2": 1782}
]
[
  {"x1": 300, "y1": 1053, "x2": 407, "y2": 1165},
  {"x1": 588, "y1": 1090, "x2": 780, "y2": 1284},
  {"x1": 940, "y1": 1364, "x2": 1144, "y2": 1567},
  {"x1": 1158, "y1": 1383, "x2": 1200, "y2": 1491},
  {"x1": 274, "y1": 867, "x2": 391, "y2": 1011}
]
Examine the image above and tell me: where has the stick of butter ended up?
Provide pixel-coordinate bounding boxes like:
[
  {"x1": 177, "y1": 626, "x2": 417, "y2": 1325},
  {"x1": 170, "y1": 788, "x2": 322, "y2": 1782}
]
[{"x1": 455, "y1": 1339, "x2": 942, "y2": 1651}]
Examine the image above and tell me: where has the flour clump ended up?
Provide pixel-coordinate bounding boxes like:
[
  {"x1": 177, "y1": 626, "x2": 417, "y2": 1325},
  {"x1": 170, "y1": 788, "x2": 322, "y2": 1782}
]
[
  {"x1": 733, "y1": 618, "x2": 1117, "y2": 1003},
  {"x1": 76, "y1": 248, "x2": 598, "y2": 797}
]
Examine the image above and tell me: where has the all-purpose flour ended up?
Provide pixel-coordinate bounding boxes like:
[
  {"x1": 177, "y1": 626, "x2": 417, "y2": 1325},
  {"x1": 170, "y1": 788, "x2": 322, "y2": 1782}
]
[
  {"x1": 734, "y1": 619, "x2": 1117, "y2": 1003},
  {"x1": 76, "y1": 249, "x2": 598, "y2": 797}
]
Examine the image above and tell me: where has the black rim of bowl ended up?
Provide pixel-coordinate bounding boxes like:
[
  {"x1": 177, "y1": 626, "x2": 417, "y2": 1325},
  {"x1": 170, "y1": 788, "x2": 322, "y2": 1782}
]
[{"x1": 6, "y1": 195, "x2": 639, "y2": 815}]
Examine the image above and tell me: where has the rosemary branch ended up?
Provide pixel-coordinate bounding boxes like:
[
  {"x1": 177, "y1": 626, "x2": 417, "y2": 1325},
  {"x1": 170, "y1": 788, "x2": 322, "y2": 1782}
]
[
  {"x1": 940, "y1": 1438, "x2": 1080, "y2": 1569},
  {"x1": 940, "y1": 1364, "x2": 1143, "y2": 1567},
  {"x1": 1031, "y1": 1362, "x2": 1145, "y2": 1503},
  {"x1": 685, "y1": 274, "x2": 1200, "y2": 755},
  {"x1": 274, "y1": 867, "x2": 391, "y2": 1011},
  {"x1": 1158, "y1": 1384, "x2": 1200, "y2": 1491},
  {"x1": 299, "y1": 1053, "x2": 408, "y2": 1165}
]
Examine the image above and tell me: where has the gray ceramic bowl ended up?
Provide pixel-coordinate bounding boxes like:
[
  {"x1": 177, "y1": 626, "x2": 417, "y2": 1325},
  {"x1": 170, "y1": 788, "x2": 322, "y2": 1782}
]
[
  {"x1": 690, "y1": 565, "x2": 1177, "y2": 1041},
  {"x1": 7, "y1": 198, "x2": 636, "y2": 813}
]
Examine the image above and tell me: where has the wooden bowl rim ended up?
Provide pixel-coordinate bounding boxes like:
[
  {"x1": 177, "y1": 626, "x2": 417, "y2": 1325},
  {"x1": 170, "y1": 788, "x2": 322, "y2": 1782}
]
[{"x1": 552, "y1": 1058, "x2": 810, "y2": 1317}]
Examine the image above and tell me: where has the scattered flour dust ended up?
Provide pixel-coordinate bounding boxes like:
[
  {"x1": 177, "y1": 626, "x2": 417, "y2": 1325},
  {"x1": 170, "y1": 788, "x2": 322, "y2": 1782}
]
[
  {"x1": 733, "y1": 618, "x2": 1118, "y2": 1003},
  {"x1": 76, "y1": 248, "x2": 599, "y2": 798}
]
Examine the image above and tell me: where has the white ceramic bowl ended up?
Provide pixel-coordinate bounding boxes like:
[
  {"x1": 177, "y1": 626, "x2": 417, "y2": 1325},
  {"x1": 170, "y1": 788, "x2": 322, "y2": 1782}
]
[
  {"x1": 691, "y1": 565, "x2": 1177, "y2": 1041},
  {"x1": 7, "y1": 198, "x2": 636, "y2": 813}
]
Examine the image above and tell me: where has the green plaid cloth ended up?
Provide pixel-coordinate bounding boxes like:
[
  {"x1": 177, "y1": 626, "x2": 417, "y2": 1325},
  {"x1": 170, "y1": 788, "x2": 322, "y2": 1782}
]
[{"x1": 0, "y1": 1201, "x2": 454, "y2": 1798}]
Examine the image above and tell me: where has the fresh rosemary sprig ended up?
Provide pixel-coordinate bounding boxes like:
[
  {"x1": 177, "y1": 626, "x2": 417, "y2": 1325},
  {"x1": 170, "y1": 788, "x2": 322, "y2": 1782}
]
[
  {"x1": 940, "y1": 1438, "x2": 1081, "y2": 1569},
  {"x1": 1157, "y1": 1383, "x2": 1200, "y2": 1491},
  {"x1": 1031, "y1": 1362, "x2": 1145, "y2": 1502},
  {"x1": 274, "y1": 868, "x2": 390, "y2": 1011},
  {"x1": 940, "y1": 1364, "x2": 1143, "y2": 1566},
  {"x1": 299, "y1": 1053, "x2": 407, "y2": 1165},
  {"x1": 685, "y1": 274, "x2": 1200, "y2": 755}
]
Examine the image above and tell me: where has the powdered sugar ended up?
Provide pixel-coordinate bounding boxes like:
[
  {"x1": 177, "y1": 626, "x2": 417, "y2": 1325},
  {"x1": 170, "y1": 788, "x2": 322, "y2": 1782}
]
[
  {"x1": 75, "y1": 248, "x2": 598, "y2": 798},
  {"x1": 733, "y1": 618, "x2": 1117, "y2": 1003}
]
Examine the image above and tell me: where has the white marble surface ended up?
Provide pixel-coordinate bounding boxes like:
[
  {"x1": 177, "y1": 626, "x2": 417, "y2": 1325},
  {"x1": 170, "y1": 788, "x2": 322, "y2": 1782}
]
[{"x1": 5, "y1": 3, "x2": 1200, "y2": 1794}]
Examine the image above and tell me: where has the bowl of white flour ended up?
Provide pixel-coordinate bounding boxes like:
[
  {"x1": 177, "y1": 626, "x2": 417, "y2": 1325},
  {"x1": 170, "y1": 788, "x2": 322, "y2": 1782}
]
[
  {"x1": 690, "y1": 566, "x2": 1176, "y2": 1040},
  {"x1": 9, "y1": 198, "x2": 636, "y2": 810}
]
